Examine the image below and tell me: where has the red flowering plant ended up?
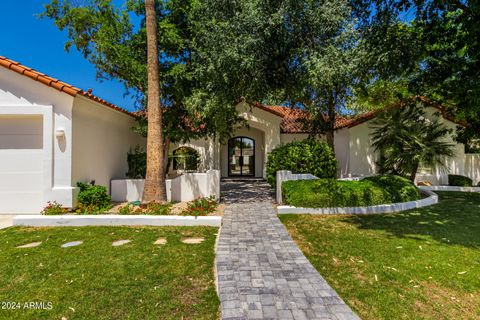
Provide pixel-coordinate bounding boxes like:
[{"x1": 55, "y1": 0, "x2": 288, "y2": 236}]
[
  {"x1": 41, "y1": 201, "x2": 69, "y2": 215},
  {"x1": 183, "y1": 196, "x2": 217, "y2": 216}
]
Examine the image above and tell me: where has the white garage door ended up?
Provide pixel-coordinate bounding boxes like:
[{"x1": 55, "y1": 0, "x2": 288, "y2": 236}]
[{"x1": 0, "y1": 116, "x2": 44, "y2": 213}]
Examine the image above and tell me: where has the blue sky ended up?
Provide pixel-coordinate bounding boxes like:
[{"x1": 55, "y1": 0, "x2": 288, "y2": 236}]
[{"x1": 0, "y1": 1, "x2": 138, "y2": 111}]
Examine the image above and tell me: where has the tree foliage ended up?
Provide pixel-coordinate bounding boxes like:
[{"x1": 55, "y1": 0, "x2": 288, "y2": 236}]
[
  {"x1": 351, "y1": 1, "x2": 480, "y2": 142},
  {"x1": 188, "y1": 0, "x2": 364, "y2": 149},
  {"x1": 370, "y1": 101, "x2": 455, "y2": 181},
  {"x1": 42, "y1": 0, "x2": 241, "y2": 144}
]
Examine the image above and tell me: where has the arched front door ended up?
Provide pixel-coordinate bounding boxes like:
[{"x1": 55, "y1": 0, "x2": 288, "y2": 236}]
[{"x1": 228, "y1": 137, "x2": 255, "y2": 176}]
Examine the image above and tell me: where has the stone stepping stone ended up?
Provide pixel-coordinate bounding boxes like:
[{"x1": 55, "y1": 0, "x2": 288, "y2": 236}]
[
  {"x1": 61, "y1": 241, "x2": 83, "y2": 248},
  {"x1": 16, "y1": 242, "x2": 42, "y2": 248},
  {"x1": 154, "y1": 238, "x2": 167, "y2": 245},
  {"x1": 112, "y1": 240, "x2": 131, "y2": 247},
  {"x1": 181, "y1": 237, "x2": 204, "y2": 244}
]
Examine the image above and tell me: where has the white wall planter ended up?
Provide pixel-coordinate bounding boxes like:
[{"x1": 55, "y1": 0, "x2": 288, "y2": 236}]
[
  {"x1": 277, "y1": 190, "x2": 438, "y2": 215},
  {"x1": 111, "y1": 169, "x2": 220, "y2": 203},
  {"x1": 13, "y1": 214, "x2": 222, "y2": 227},
  {"x1": 418, "y1": 185, "x2": 480, "y2": 192}
]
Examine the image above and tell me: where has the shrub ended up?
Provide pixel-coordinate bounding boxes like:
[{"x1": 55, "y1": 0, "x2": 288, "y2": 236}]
[
  {"x1": 117, "y1": 202, "x2": 165, "y2": 215},
  {"x1": 363, "y1": 175, "x2": 420, "y2": 203},
  {"x1": 42, "y1": 201, "x2": 68, "y2": 215},
  {"x1": 282, "y1": 175, "x2": 420, "y2": 208},
  {"x1": 118, "y1": 204, "x2": 135, "y2": 215},
  {"x1": 145, "y1": 202, "x2": 172, "y2": 215},
  {"x1": 76, "y1": 182, "x2": 112, "y2": 213},
  {"x1": 126, "y1": 146, "x2": 146, "y2": 179},
  {"x1": 182, "y1": 196, "x2": 217, "y2": 216},
  {"x1": 266, "y1": 139, "x2": 337, "y2": 188},
  {"x1": 448, "y1": 174, "x2": 473, "y2": 187}
]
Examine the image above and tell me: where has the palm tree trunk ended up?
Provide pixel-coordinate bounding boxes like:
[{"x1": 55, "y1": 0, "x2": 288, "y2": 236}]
[
  {"x1": 409, "y1": 161, "x2": 419, "y2": 182},
  {"x1": 142, "y1": 0, "x2": 167, "y2": 203},
  {"x1": 326, "y1": 91, "x2": 335, "y2": 153}
]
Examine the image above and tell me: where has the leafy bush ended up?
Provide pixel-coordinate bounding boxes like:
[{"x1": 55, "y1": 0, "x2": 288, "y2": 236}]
[
  {"x1": 145, "y1": 202, "x2": 172, "y2": 215},
  {"x1": 448, "y1": 174, "x2": 473, "y2": 187},
  {"x1": 363, "y1": 175, "x2": 420, "y2": 203},
  {"x1": 118, "y1": 204, "x2": 142, "y2": 215},
  {"x1": 117, "y1": 202, "x2": 171, "y2": 215},
  {"x1": 42, "y1": 201, "x2": 68, "y2": 215},
  {"x1": 118, "y1": 204, "x2": 134, "y2": 215},
  {"x1": 126, "y1": 146, "x2": 146, "y2": 179},
  {"x1": 266, "y1": 139, "x2": 337, "y2": 187},
  {"x1": 282, "y1": 175, "x2": 420, "y2": 208},
  {"x1": 76, "y1": 182, "x2": 112, "y2": 213},
  {"x1": 182, "y1": 196, "x2": 217, "y2": 216}
]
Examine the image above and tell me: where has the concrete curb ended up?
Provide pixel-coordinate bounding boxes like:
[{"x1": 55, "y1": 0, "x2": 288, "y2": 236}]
[
  {"x1": 277, "y1": 189, "x2": 438, "y2": 215},
  {"x1": 418, "y1": 185, "x2": 480, "y2": 192},
  {"x1": 12, "y1": 215, "x2": 222, "y2": 227}
]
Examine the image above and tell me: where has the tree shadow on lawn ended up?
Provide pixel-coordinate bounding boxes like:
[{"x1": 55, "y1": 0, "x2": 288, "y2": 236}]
[{"x1": 339, "y1": 191, "x2": 480, "y2": 249}]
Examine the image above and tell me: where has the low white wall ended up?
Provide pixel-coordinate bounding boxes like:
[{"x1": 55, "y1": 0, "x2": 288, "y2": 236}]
[
  {"x1": 111, "y1": 169, "x2": 220, "y2": 203},
  {"x1": 418, "y1": 185, "x2": 480, "y2": 192},
  {"x1": 13, "y1": 215, "x2": 222, "y2": 227},
  {"x1": 111, "y1": 179, "x2": 144, "y2": 202},
  {"x1": 277, "y1": 189, "x2": 438, "y2": 215},
  {"x1": 276, "y1": 170, "x2": 317, "y2": 204}
]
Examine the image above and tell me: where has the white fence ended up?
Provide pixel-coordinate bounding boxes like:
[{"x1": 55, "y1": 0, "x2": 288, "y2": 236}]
[{"x1": 111, "y1": 169, "x2": 220, "y2": 202}]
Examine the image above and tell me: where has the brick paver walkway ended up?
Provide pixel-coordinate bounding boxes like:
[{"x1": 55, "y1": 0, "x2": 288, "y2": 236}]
[{"x1": 217, "y1": 180, "x2": 359, "y2": 320}]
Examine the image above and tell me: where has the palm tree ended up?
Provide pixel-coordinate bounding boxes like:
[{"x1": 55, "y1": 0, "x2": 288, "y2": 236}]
[
  {"x1": 370, "y1": 101, "x2": 455, "y2": 182},
  {"x1": 143, "y1": 0, "x2": 167, "y2": 203}
]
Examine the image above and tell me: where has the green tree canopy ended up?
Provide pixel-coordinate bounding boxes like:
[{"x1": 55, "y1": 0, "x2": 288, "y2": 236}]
[
  {"x1": 43, "y1": 0, "x2": 241, "y2": 144},
  {"x1": 187, "y1": 0, "x2": 367, "y2": 150},
  {"x1": 350, "y1": 1, "x2": 480, "y2": 143}
]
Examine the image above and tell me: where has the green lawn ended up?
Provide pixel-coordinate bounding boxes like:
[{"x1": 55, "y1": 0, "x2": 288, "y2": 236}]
[
  {"x1": 0, "y1": 226, "x2": 219, "y2": 320},
  {"x1": 280, "y1": 192, "x2": 480, "y2": 320}
]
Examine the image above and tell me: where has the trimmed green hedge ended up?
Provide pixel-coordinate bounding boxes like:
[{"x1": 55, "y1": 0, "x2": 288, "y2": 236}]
[
  {"x1": 266, "y1": 139, "x2": 337, "y2": 188},
  {"x1": 282, "y1": 175, "x2": 420, "y2": 208},
  {"x1": 448, "y1": 174, "x2": 473, "y2": 187}
]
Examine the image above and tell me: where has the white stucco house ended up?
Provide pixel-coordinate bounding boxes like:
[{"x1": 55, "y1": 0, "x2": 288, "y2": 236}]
[
  {"x1": 1, "y1": 56, "x2": 479, "y2": 213},
  {"x1": 176, "y1": 101, "x2": 479, "y2": 186},
  {"x1": 0, "y1": 57, "x2": 144, "y2": 213}
]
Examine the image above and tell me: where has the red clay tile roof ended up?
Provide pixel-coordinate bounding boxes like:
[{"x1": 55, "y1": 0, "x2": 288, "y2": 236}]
[
  {"x1": 261, "y1": 105, "x2": 309, "y2": 133},
  {"x1": 0, "y1": 56, "x2": 135, "y2": 117},
  {"x1": 259, "y1": 97, "x2": 466, "y2": 133},
  {"x1": 333, "y1": 97, "x2": 467, "y2": 129},
  {"x1": 259, "y1": 105, "x2": 353, "y2": 133}
]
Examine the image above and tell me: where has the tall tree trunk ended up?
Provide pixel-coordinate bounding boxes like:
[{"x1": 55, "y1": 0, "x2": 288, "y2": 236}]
[
  {"x1": 326, "y1": 91, "x2": 335, "y2": 153},
  {"x1": 142, "y1": 0, "x2": 167, "y2": 203},
  {"x1": 409, "y1": 161, "x2": 419, "y2": 182}
]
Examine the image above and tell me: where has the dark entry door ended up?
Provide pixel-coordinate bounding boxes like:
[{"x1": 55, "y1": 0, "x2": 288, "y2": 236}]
[{"x1": 228, "y1": 137, "x2": 255, "y2": 176}]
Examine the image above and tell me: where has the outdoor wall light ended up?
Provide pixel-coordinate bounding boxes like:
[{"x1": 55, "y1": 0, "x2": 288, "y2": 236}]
[{"x1": 55, "y1": 129, "x2": 65, "y2": 138}]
